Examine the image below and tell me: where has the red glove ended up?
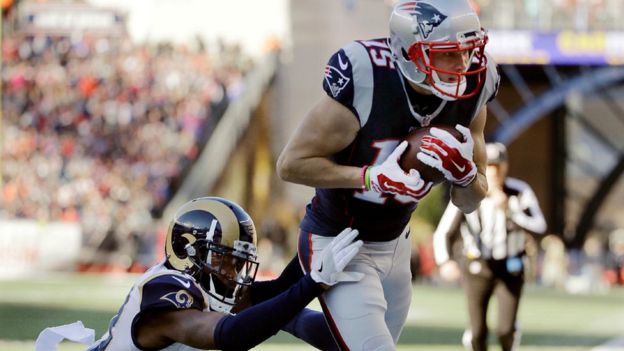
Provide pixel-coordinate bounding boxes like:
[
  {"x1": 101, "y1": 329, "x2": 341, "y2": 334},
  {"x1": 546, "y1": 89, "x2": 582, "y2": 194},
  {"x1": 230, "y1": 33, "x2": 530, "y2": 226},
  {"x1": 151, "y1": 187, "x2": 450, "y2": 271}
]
[
  {"x1": 417, "y1": 125, "x2": 476, "y2": 187},
  {"x1": 365, "y1": 141, "x2": 433, "y2": 202}
]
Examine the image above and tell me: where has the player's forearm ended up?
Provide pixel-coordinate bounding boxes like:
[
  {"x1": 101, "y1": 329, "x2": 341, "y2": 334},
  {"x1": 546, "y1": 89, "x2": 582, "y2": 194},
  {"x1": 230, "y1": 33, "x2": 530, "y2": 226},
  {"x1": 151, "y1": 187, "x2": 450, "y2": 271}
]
[
  {"x1": 450, "y1": 172, "x2": 487, "y2": 213},
  {"x1": 213, "y1": 274, "x2": 323, "y2": 350},
  {"x1": 250, "y1": 255, "x2": 303, "y2": 305},
  {"x1": 277, "y1": 155, "x2": 362, "y2": 189}
]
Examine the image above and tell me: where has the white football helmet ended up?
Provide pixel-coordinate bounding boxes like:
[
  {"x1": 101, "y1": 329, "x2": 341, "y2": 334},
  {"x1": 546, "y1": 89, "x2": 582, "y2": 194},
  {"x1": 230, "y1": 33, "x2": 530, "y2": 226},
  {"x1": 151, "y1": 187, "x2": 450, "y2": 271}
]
[
  {"x1": 165, "y1": 197, "x2": 259, "y2": 313},
  {"x1": 389, "y1": 0, "x2": 488, "y2": 100}
]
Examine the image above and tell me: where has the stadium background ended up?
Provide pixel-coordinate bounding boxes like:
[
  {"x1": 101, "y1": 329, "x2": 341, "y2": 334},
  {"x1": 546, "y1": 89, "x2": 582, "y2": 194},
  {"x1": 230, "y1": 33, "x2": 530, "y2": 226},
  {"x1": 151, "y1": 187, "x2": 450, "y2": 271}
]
[{"x1": 1, "y1": 0, "x2": 624, "y2": 350}]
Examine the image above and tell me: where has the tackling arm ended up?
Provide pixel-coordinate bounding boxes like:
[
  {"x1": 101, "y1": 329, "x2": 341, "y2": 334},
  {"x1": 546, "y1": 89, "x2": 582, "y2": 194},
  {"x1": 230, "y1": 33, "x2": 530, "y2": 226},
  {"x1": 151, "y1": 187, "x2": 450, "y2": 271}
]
[
  {"x1": 450, "y1": 107, "x2": 488, "y2": 213},
  {"x1": 134, "y1": 228, "x2": 363, "y2": 350},
  {"x1": 248, "y1": 255, "x2": 304, "y2": 305},
  {"x1": 134, "y1": 275, "x2": 324, "y2": 350}
]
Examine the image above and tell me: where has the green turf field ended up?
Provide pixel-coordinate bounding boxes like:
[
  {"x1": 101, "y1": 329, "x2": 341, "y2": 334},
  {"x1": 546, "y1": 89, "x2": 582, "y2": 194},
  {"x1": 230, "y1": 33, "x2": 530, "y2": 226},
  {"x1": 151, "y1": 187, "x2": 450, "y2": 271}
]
[{"x1": 1, "y1": 273, "x2": 623, "y2": 350}]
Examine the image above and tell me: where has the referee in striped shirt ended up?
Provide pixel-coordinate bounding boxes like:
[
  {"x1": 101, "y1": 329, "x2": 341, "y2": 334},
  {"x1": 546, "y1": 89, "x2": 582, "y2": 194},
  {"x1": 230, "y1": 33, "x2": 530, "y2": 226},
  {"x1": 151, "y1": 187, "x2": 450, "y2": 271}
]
[{"x1": 433, "y1": 142, "x2": 547, "y2": 351}]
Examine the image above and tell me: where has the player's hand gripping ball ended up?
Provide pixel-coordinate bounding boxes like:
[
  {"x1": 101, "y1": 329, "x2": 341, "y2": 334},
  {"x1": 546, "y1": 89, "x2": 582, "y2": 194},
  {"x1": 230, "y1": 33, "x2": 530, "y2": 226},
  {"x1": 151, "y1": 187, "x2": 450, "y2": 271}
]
[{"x1": 399, "y1": 125, "x2": 464, "y2": 185}]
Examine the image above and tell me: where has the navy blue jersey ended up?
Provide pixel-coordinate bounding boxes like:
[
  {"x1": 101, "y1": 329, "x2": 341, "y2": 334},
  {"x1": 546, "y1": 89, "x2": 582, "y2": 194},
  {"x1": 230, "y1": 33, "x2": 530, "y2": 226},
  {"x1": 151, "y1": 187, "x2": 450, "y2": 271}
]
[
  {"x1": 300, "y1": 38, "x2": 499, "y2": 242},
  {"x1": 88, "y1": 263, "x2": 209, "y2": 351},
  {"x1": 138, "y1": 273, "x2": 206, "y2": 313}
]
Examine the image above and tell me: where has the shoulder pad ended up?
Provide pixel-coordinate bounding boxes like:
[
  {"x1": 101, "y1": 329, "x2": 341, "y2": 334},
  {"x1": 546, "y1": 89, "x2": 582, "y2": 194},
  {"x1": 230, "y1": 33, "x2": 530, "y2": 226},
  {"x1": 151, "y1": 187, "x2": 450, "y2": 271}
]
[
  {"x1": 323, "y1": 40, "x2": 376, "y2": 126},
  {"x1": 483, "y1": 52, "x2": 501, "y2": 103},
  {"x1": 139, "y1": 272, "x2": 206, "y2": 312},
  {"x1": 471, "y1": 52, "x2": 500, "y2": 120}
]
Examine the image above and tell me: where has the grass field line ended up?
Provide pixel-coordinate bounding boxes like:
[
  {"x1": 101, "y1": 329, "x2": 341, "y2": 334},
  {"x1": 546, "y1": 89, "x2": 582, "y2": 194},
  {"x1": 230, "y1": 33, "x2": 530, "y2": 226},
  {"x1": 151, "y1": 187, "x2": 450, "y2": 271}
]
[{"x1": 2, "y1": 275, "x2": 623, "y2": 351}]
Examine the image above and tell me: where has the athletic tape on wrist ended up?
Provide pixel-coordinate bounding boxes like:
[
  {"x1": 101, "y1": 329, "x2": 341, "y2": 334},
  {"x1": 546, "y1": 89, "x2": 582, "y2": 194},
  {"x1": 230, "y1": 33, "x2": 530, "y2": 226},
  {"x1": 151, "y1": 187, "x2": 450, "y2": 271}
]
[{"x1": 360, "y1": 166, "x2": 369, "y2": 190}]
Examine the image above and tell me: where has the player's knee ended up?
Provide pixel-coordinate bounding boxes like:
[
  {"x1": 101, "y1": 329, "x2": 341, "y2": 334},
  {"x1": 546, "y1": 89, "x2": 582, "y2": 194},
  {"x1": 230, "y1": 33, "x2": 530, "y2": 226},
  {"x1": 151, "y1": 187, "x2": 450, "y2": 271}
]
[{"x1": 361, "y1": 334, "x2": 395, "y2": 351}]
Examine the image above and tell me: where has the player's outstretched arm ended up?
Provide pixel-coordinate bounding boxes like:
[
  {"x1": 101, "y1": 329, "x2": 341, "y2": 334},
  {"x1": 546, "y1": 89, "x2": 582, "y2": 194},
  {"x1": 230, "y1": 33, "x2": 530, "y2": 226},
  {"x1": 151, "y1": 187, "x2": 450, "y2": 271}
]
[
  {"x1": 248, "y1": 254, "x2": 305, "y2": 305},
  {"x1": 134, "y1": 228, "x2": 363, "y2": 350}
]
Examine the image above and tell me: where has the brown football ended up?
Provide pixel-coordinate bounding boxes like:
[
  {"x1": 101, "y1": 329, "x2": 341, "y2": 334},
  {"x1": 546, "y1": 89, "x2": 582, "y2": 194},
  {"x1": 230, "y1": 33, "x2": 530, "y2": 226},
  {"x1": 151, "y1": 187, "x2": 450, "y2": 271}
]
[{"x1": 399, "y1": 125, "x2": 465, "y2": 184}]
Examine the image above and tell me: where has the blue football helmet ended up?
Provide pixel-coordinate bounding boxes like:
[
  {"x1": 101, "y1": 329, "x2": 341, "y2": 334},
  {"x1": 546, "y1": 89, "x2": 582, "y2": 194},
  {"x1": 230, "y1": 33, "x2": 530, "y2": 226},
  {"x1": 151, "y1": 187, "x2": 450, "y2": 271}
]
[{"x1": 165, "y1": 197, "x2": 259, "y2": 313}]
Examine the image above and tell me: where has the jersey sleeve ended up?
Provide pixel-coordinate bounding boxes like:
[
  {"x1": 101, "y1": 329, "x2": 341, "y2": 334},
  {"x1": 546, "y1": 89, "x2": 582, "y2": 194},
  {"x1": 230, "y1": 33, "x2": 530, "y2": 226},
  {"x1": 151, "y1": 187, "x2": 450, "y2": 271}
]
[
  {"x1": 471, "y1": 52, "x2": 500, "y2": 120},
  {"x1": 323, "y1": 48, "x2": 356, "y2": 112},
  {"x1": 322, "y1": 41, "x2": 376, "y2": 126},
  {"x1": 138, "y1": 273, "x2": 206, "y2": 313},
  {"x1": 486, "y1": 57, "x2": 501, "y2": 103}
]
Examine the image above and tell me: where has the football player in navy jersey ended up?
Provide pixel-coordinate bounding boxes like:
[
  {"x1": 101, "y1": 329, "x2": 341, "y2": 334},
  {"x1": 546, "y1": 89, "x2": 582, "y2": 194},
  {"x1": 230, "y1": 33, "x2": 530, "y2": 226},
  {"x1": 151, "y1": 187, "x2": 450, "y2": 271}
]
[
  {"x1": 78, "y1": 197, "x2": 363, "y2": 351},
  {"x1": 276, "y1": 0, "x2": 499, "y2": 349}
]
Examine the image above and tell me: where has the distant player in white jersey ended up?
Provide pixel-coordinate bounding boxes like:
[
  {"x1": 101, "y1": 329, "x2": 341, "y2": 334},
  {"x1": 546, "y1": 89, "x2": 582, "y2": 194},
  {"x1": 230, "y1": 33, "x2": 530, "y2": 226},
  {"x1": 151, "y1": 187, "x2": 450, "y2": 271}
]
[
  {"x1": 433, "y1": 143, "x2": 547, "y2": 351},
  {"x1": 79, "y1": 197, "x2": 363, "y2": 351},
  {"x1": 277, "y1": 0, "x2": 499, "y2": 349}
]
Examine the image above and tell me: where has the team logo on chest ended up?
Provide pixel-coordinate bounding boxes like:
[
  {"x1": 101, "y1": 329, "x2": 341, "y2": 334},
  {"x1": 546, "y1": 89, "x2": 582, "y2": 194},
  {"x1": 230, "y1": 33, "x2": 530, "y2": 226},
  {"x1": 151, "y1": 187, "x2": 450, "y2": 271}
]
[{"x1": 324, "y1": 57, "x2": 351, "y2": 98}]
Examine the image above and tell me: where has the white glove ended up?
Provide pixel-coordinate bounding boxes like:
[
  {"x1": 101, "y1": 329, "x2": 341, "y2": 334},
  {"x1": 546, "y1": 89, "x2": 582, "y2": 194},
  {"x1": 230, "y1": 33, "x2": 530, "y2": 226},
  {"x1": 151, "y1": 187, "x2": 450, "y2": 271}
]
[
  {"x1": 311, "y1": 228, "x2": 364, "y2": 286},
  {"x1": 417, "y1": 124, "x2": 477, "y2": 187},
  {"x1": 366, "y1": 141, "x2": 433, "y2": 202}
]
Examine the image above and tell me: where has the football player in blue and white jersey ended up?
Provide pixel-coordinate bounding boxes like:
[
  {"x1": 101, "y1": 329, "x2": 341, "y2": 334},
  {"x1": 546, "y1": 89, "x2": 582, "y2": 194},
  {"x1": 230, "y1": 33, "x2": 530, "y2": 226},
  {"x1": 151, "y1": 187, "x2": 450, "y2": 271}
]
[
  {"x1": 83, "y1": 197, "x2": 363, "y2": 351},
  {"x1": 277, "y1": 0, "x2": 500, "y2": 349}
]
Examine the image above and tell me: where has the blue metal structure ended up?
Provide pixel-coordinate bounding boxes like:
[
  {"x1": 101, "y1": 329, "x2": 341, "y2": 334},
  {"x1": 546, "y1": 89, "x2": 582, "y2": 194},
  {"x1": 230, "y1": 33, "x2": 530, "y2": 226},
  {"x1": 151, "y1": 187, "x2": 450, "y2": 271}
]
[{"x1": 489, "y1": 66, "x2": 624, "y2": 247}]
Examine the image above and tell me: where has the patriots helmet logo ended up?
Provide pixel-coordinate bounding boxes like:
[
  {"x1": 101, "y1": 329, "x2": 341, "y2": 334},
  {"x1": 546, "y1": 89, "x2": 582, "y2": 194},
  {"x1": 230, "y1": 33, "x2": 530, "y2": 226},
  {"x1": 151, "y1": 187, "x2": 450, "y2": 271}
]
[
  {"x1": 324, "y1": 64, "x2": 351, "y2": 98},
  {"x1": 407, "y1": 2, "x2": 448, "y2": 39},
  {"x1": 160, "y1": 290, "x2": 194, "y2": 309}
]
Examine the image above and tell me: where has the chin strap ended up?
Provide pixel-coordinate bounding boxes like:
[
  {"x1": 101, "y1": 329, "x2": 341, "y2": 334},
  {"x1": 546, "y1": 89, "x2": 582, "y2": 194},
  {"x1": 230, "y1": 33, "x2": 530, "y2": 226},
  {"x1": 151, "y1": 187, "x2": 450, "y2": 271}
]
[{"x1": 428, "y1": 70, "x2": 467, "y2": 101}]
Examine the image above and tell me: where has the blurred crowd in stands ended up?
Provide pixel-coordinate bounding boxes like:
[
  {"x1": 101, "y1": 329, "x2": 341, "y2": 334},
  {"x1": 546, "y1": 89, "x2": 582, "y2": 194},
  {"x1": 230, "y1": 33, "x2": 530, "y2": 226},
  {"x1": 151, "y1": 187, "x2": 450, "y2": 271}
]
[
  {"x1": 2, "y1": 0, "x2": 623, "y2": 292},
  {"x1": 1, "y1": 32, "x2": 252, "y2": 270}
]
